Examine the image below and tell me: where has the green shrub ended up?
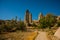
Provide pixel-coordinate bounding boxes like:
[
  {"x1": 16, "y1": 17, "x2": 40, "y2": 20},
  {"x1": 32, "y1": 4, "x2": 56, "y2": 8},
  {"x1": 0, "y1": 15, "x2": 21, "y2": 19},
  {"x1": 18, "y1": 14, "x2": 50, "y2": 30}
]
[
  {"x1": 32, "y1": 23, "x2": 37, "y2": 27},
  {"x1": 0, "y1": 20, "x2": 26, "y2": 33},
  {"x1": 16, "y1": 21, "x2": 26, "y2": 31}
]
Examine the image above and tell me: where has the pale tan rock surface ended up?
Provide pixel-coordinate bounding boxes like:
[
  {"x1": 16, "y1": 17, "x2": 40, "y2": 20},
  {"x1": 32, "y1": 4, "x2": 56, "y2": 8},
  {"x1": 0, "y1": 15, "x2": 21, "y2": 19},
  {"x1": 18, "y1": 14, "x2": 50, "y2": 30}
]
[
  {"x1": 35, "y1": 31, "x2": 49, "y2": 40},
  {"x1": 54, "y1": 27, "x2": 60, "y2": 39}
]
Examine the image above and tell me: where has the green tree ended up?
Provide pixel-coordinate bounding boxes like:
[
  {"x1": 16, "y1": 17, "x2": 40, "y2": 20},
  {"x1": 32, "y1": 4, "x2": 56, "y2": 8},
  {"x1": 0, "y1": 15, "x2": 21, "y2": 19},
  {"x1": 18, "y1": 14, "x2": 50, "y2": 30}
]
[
  {"x1": 38, "y1": 13, "x2": 56, "y2": 29},
  {"x1": 57, "y1": 20, "x2": 60, "y2": 27}
]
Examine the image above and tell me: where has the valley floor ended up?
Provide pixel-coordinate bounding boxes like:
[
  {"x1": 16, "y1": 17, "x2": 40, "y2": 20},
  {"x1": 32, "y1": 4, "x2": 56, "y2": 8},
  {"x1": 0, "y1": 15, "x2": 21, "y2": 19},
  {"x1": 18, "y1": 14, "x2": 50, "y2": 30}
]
[{"x1": 0, "y1": 27, "x2": 60, "y2": 40}]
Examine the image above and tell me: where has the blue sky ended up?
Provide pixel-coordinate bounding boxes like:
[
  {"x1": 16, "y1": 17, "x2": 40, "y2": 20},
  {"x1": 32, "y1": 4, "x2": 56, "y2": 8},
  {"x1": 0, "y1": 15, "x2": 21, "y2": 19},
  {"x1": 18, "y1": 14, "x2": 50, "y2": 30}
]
[{"x1": 0, "y1": 0, "x2": 60, "y2": 20}]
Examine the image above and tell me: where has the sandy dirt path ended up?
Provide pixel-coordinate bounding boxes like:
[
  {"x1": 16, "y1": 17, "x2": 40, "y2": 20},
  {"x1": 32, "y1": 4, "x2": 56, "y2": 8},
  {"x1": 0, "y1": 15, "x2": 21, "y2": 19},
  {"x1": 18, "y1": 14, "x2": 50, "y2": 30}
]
[{"x1": 35, "y1": 31, "x2": 49, "y2": 40}]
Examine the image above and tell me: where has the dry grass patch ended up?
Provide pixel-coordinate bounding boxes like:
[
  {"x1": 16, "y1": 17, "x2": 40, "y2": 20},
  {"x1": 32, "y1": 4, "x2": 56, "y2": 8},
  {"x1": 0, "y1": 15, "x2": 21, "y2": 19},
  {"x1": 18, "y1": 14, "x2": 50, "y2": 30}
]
[
  {"x1": 25, "y1": 32, "x2": 38, "y2": 40},
  {"x1": 0, "y1": 31, "x2": 38, "y2": 40}
]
